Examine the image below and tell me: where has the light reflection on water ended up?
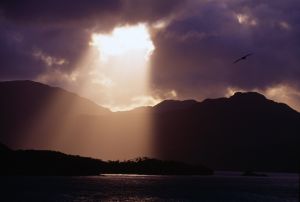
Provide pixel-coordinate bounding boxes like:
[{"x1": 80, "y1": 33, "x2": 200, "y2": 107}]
[{"x1": 0, "y1": 174, "x2": 298, "y2": 202}]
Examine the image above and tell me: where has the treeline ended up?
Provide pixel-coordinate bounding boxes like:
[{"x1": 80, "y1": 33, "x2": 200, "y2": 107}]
[
  {"x1": 0, "y1": 147, "x2": 213, "y2": 176},
  {"x1": 104, "y1": 157, "x2": 213, "y2": 175}
]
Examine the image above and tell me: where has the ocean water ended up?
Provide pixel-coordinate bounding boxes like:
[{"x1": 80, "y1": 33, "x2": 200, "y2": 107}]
[{"x1": 0, "y1": 173, "x2": 298, "y2": 202}]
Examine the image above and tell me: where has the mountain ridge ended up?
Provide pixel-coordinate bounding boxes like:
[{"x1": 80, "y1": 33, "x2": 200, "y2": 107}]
[
  {"x1": 0, "y1": 80, "x2": 299, "y2": 172},
  {"x1": 0, "y1": 80, "x2": 111, "y2": 114}
]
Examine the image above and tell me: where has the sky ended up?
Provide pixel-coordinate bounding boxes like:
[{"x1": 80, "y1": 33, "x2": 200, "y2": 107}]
[{"x1": 1, "y1": 0, "x2": 300, "y2": 111}]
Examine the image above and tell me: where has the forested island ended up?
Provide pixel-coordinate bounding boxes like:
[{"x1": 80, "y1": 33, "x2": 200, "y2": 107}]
[{"x1": 0, "y1": 145, "x2": 213, "y2": 176}]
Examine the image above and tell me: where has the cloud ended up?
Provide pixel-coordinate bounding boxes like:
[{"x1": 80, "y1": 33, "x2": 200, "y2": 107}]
[
  {"x1": 0, "y1": 0, "x2": 122, "y2": 25},
  {"x1": 0, "y1": 0, "x2": 300, "y2": 110},
  {"x1": 32, "y1": 49, "x2": 68, "y2": 67},
  {"x1": 150, "y1": 0, "x2": 300, "y2": 102},
  {"x1": 263, "y1": 84, "x2": 300, "y2": 111},
  {"x1": 0, "y1": 0, "x2": 185, "y2": 28},
  {"x1": 104, "y1": 95, "x2": 161, "y2": 112},
  {"x1": 0, "y1": 0, "x2": 184, "y2": 79}
]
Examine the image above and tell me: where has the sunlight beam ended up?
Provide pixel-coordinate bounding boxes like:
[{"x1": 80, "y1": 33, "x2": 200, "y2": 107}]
[{"x1": 90, "y1": 24, "x2": 155, "y2": 62}]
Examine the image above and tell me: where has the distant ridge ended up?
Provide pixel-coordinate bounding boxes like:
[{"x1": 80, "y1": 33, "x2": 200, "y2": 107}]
[
  {"x1": 0, "y1": 80, "x2": 110, "y2": 149},
  {"x1": 0, "y1": 80, "x2": 299, "y2": 172},
  {"x1": 152, "y1": 91, "x2": 300, "y2": 172},
  {"x1": 0, "y1": 80, "x2": 110, "y2": 115}
]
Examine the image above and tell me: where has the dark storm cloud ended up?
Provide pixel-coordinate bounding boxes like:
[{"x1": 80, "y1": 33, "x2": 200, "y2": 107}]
[
  {"x1": 0, "y1": 0, "x2": 184, "y2": 25},
  {"x1": 0, "y1": 20, "x2": 89, "y2": 79},
  {"x1": 122, "y1": 0, "x2": 185, "y2": 23},
  {"x1": 150, "y1": 0, "x2": 300, "y2": 100},
  {"x1": 0, "y1": 0, "x2": 120, "y2": 79},
  {"x1": 0, "y1": 0, "x2": 300, "y2": 108},
  {"x1": 0, "y1": 0, "x2": 185, "y2": 79},
  {"x1": 0, "y1": 0, "x2": 121, "y2": 24},
  {"x1": 0, "y1": 26, "x2": 43, "y2": 79}
]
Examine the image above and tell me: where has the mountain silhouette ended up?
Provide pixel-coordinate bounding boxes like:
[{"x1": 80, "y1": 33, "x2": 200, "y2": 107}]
[
  {"x1": 0, "y1": 147, "x2": 105, "y2": 176},
  {"x1": 152, "y1": 92, "x2": 300, "y2": 172},
  {"x1": 0, "y1": 80, "x2": 110, "y2": 150},
  {"x1": 0, "y1": 80, "x2": 299, "y2": 172},
  {"x1": 154, "y1": 100, "x2": 198, "y2": 112}
]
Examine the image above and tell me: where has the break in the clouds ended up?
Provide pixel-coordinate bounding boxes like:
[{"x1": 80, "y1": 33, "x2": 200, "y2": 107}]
[
  {"x1": 0, "y1": 0, "x2": 183, "y2": 77},
  {"x1": 0, "y1": 0, "x2": 300, "y2": 111}
]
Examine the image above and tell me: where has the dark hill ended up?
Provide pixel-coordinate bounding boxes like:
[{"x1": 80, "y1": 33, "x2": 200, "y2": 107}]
[
  {"x1": 152, "y1": 92, "x2": 300, "y2": 172},
  {"x1": 154, "y1": 99, "x2": 198, "y2": 112},
  {"x1": 0, "y1": 148, "x2": 105, "y2": 176},
  {"x1": 0, "y1": 144, "x2": 213, "y2": 176},
  {"x1": 0, "y1": 80, "x2": 110, "y2": 149},
  {"x1": 0, "y1": 80, "x2": 299, "y2": 172}
]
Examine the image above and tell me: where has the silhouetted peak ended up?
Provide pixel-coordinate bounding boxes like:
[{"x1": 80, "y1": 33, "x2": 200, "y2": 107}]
[
  {"x1": 0, "y1": 80, "x2": 110, "y2": 116},
  {"x1": 0, "y1": 80, "x2": 50, "y2": 88},
  {"x1": 230, "y1": 91, "x2": 267, "y2": 102},
  {"x1": 0, "y1": 80, "x2": 67, "y2": 96},
  {"x1": 154, "y1": 99, "x2": 198, "y2": 112}
]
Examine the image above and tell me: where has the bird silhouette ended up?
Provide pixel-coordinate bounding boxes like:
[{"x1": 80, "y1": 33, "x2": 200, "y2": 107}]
[{"x1": 233, "y1": 53, "x2": 253, "y2": 64}]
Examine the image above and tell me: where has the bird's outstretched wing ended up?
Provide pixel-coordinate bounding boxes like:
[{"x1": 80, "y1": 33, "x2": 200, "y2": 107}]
[
  {"x1": 233, "y1": 58, "x2": 243, "y2": 64},
  {"x1": 233, "y1": 53, "x2": 253, "y2": 64}
]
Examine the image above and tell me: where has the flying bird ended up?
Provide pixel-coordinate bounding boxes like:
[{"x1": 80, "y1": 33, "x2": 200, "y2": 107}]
[{"x1": 233, "y1": 53, "x2": 253, "y2": 64}]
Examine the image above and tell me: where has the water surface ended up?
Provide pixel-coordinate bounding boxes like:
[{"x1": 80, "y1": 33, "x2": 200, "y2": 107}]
[{"x1": 0, "y1": 173, "x2": 298, "y2": 201}]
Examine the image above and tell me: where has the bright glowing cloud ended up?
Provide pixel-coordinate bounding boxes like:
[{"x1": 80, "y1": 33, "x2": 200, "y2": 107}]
[
  {"x1": 33, "y1": 49, "x2": 67, "y2": 67},
  {"x1": 152, "y1": 20, "x2": 170, "y2": 29},
  {"x1": 236, "y1": 13, "x2": 257, "y2": 26},
  {"x1": 103, "y1": 95, "x2": 162, "y2": 112},
  {"x1": 264, "y1": 85, "x2": 300, "y2": 111},
  {"x1": 60, "y1": 23, "x2": 158, "y2": 112},
  {"x1": 91, "y1": 77, "x2": 114, "y2": 88},
  {"x1": 90, "y1": 24, "x2": 155, "y2": 61},
  {"x1": 36, "y1": 69, "x2": 78, "y2": 84}
]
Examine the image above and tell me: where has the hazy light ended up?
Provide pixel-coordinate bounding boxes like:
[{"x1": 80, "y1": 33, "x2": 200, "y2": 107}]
[
  {"x1": 236, "y1": 13, "x2": 257, "y2": 26},
  {"x1": 103, "y1": 95, "x2": 162, "y2": 112},
  {"x1": 83, "y1": 24, "x2": 158, "y2": 112},
  {"x1": 33, "y1": 49, "x2": 67, "y2": 67},
  {"x1": 152, "y1": 20, "x2": 168, "y2": 29},
  {"x1": 31, "y1": 24, "x2": 161, "y2": 160},
  {"x1": 265, "y1": 85, "x2": 300, "y2": 111},
  {"x1": 279, "y1": 21, "x2": 291, "y2": 30},
  {"x1": 90, "y1": 24, "x2": 155, "y2": 61},
  {"x1": 236, "y1": 14, "x2": 247, "y2": 24}
]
